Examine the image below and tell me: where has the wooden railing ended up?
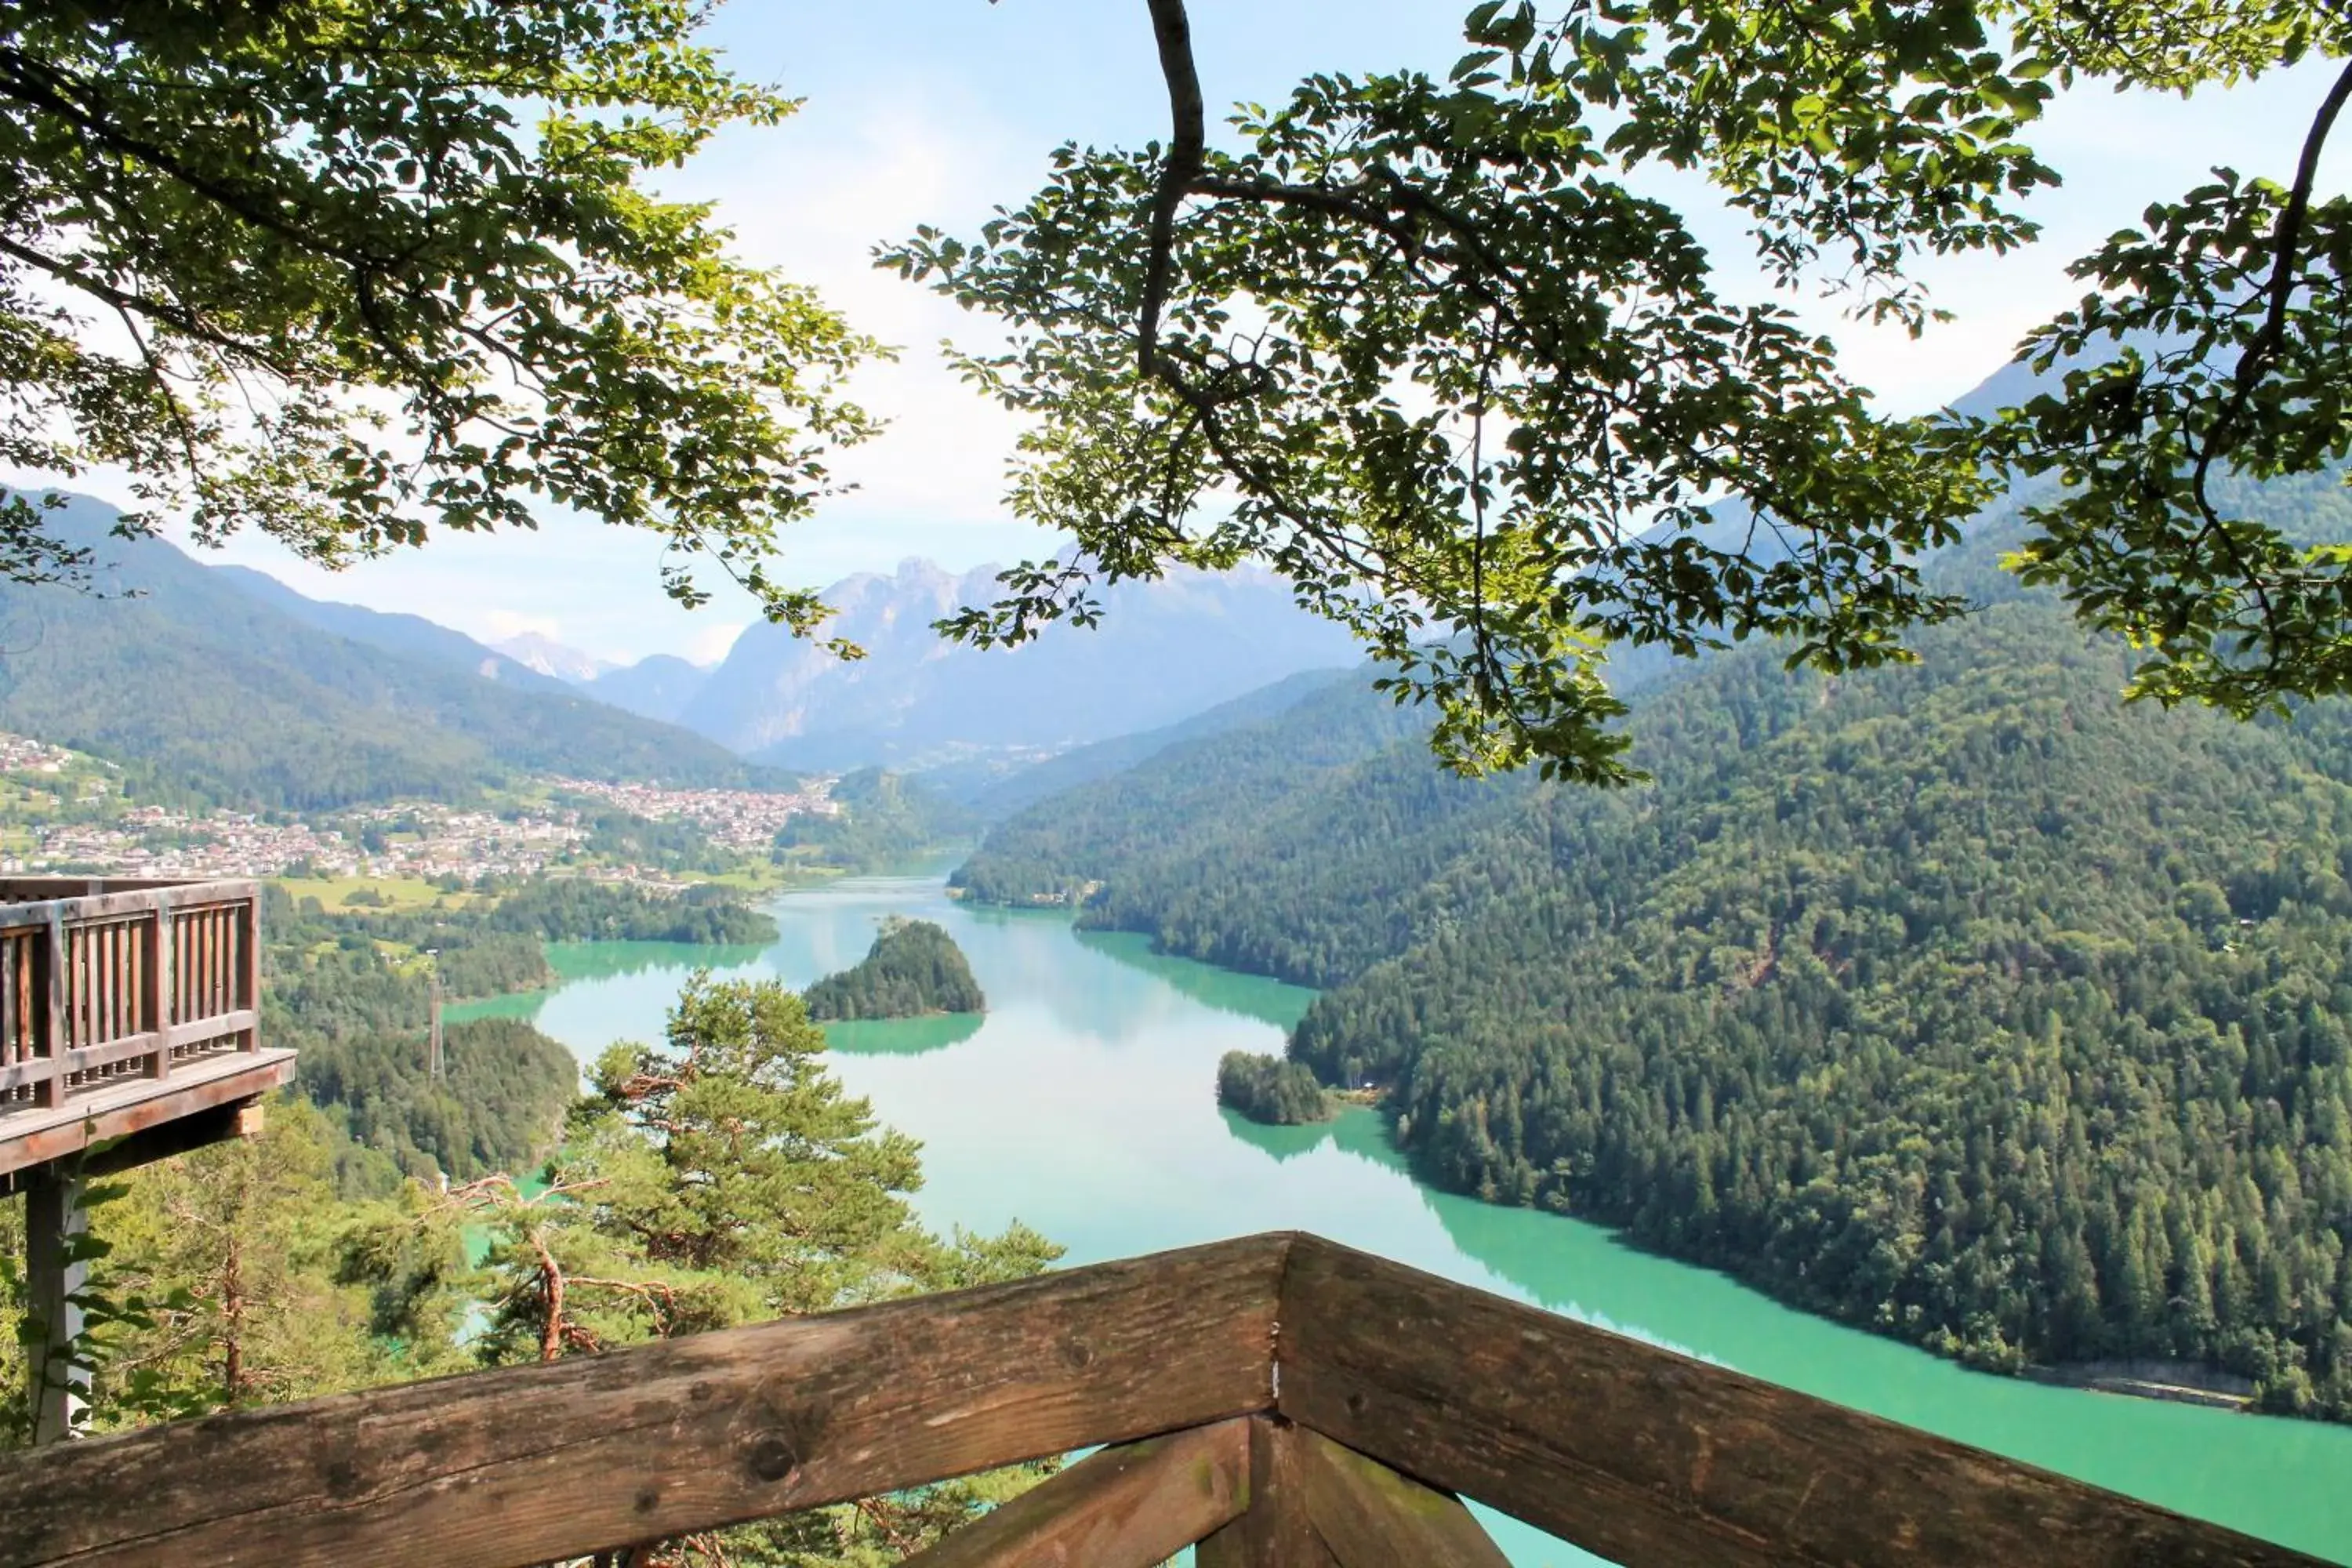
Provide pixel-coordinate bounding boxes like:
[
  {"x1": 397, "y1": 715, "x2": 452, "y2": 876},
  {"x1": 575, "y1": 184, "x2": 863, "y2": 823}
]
[
  {"x1": 0, "y1": 879, "x2": 260, "y2": 1116},
  {"x1": 0, "y1": 1232, "x2": 2323, "y2": 1568}
]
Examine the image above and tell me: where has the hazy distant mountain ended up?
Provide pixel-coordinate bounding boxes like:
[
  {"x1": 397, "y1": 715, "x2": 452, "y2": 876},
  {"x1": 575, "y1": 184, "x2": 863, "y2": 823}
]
[
  {"x1": 583, "y1": 654, "x2": 713, "y2": 724},
  {"x1": 950, "y1": 666, "x2": 1356, "y2": 819},
  {"x1": 677, "y1": 558, "x2": 1360, "y2": 770},
  {"x1": 0, "y1": 497, "x2": 780, "y2": 808},
  {"x1": 491, "y1": 632, "x2": 612, "y2": 684},
  {"x1": 213, "y1": 567, "x2": 575, "y2": 695}
]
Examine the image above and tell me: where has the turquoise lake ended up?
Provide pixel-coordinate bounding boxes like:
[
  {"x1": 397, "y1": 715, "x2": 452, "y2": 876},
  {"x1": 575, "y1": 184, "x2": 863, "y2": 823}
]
[{"x1": 452, "y1": 870, "x2": 2352, "y2": 1564}]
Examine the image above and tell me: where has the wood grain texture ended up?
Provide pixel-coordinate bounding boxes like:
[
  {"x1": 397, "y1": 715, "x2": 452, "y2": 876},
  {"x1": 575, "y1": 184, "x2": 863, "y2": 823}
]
[
  {"x1": 1291, "y1": 1425, "x2": 1509, "y2": 1568},
  {"x1": 1274, "y1": 1234, "x2": 2328, "y2": 1568},
  {"x1": 895, "y1": 1418, "x2": 1249, "y2": 1568},
  {"x1": 1195, "y1": 1417, "x2": 1338, "y2": 1568},
  {"x1": 0, "y1": 1232, "x2": 1290, "y2": 1568}
]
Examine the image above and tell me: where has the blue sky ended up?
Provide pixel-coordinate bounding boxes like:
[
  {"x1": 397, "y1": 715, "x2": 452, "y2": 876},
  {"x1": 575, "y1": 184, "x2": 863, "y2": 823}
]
[{"x1": 86, "y1": 4, "x2": 2352, "y2": 661}]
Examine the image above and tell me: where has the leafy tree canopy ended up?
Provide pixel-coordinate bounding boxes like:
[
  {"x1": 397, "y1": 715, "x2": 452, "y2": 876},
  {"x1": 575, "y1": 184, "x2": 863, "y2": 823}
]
[
  {"x1": 0, "y1": 0, "x2": 877, "y2": 636},
  {"x1": 892, "y1": 0, "x2": 2352, "y2": 779}
]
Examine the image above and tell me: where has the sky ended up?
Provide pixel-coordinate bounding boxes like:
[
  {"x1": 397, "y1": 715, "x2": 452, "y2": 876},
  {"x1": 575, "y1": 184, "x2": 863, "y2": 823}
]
[{"x1": 35, "y1": 2, "x2": 2352, "y2": 664}]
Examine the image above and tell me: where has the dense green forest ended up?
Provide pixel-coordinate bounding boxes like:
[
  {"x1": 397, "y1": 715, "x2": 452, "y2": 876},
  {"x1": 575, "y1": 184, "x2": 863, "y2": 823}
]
[
  {"x1": 0, "y1": 498, "x2": 775, "y2": 809},
  {"x1": 776, "y1": 769, "x2": 974, "y2": 873},
  {"x1": 804, "y1": 917, "x2": 985, "y2": 1021},
  {"x1": 262, "y1": 869, "x2": 772, "y2": 1191},
  {"x1": 484, "y1": 878, "x2": 778, "y2": 945},
  {"x1": 955, "y1": 497, "x2": 2352, "y2": 1418},
  {"x1": 1216, "y1": 1050, "x2": 1332, "y2": 1126},
  {"x1": 261, "y1": 888, "x2": 578, "y2": 1191}
]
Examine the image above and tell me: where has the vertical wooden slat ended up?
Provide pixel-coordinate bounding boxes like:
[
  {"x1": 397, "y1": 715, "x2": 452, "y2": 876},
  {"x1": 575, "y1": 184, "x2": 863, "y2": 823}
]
[
  {"x1": 1, "y1": 932, "x2": 16, "y2": 1071},
  {"x1": 79, "y1": 925, "x2": 94, "y2": 1058},
  {"x1": 173, "y1": 909, "x2": 188, "y2": 1027},
  {"x1": 145, "y1": 897, "x2": 172, "y2": 1079},
  {"x1": 35, "y1": 907, "x2": 64, "y2": 1109},
  {"x1": 240, "y1": 895, "x2": 260, "y2": 1049},
  {"x1": 98, "y1": 923, "x2": 114, "y2": 1048}
]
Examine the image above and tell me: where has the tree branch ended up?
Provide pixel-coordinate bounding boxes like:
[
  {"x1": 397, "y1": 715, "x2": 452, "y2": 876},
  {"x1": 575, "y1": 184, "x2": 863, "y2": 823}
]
[
  {"x1": 2183, "y1": 53, "x2": 2352, "y2": 652},
  {"x1": 1139, "y1": 0, "x2": 1206, "y2": 382}
]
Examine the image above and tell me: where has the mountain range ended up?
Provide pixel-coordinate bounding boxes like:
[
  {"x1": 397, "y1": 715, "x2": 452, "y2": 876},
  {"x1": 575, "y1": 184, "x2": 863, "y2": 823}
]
[
  {"x1": 574, "y1": 558, "x2": 1361, "y2": 773},
  {"x1": 0, "y1": 498, "x2": 1370, "y2": 807},
  {"x1": 0, "y1": 499, "x2": 775, "y2": 808}
]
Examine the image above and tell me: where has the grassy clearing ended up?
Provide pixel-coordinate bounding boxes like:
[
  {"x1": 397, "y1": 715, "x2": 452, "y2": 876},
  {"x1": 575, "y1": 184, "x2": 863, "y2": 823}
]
[{"x1": 274, "y1": 874, "x2": 467, "y2": 913}]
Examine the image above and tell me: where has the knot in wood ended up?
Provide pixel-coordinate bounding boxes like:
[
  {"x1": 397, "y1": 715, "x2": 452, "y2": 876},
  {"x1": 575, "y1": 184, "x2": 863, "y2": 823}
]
[{"x1": 744, "y1": 1432, "x2": 800, "y2": 1484}]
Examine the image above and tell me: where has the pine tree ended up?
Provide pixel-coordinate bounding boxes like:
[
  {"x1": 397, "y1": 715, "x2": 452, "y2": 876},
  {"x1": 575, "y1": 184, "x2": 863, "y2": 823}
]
[{"x1": 456, "y1": 972, "x2": 1062, "y2": 1565}]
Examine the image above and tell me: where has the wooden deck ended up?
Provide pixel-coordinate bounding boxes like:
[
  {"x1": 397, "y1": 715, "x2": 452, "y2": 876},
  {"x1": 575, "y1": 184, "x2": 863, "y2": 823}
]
[
  {"x1": 0, "y1": 1232, "x2": 2322, "y2": 1567},
  {"x1": 0, "y1": 878, "x2": 287, "y2": 1179}
]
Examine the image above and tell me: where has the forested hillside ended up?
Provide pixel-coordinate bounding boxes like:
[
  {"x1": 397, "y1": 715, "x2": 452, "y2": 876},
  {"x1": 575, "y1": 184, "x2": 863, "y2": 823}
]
[
  {"x1": 953, "y1": 499, "x2": 2352, "y2": 1417},
  {"x1": 952, "y1": 666, "x2": 1354, "y2": 819},
  {"x1": 0, "y1": 498, "x2": 773, "y2": 808}
]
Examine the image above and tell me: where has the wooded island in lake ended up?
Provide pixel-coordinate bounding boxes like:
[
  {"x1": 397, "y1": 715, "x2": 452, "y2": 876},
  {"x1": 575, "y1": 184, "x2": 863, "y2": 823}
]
[
  {"x1": 1218, "y1": 1049, "x2": 1334, "y2": 1126},
  {"x1": 804, "y1": 916, "x2": 987, "y2": 1020}
]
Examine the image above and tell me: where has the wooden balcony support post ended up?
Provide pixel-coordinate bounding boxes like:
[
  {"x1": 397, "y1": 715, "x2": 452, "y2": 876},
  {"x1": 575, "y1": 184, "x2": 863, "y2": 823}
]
[
  {"x1": 1289, "y1": 1425, "x2": 1509, "y2": 1568},
  {"x1": 22, "y1": 1163, "x2": 87, "y2": 1446},
  {"x1": 895, "y1": 1418, "x2": 1250, "y2": 1568},
  {"x1": 1195, "y1": 1417, "x2": 1338, "y2": 1568}
]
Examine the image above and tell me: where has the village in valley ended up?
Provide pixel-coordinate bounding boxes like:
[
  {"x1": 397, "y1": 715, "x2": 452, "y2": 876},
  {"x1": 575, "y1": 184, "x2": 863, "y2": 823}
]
[{"x1": 0, "y1": 730, "x2": 837, "y2": 887}]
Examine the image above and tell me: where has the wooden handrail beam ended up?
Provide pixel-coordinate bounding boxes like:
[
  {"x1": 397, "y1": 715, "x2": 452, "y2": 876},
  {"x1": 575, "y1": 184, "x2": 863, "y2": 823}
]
[
  {"x1": 0, "y1": 1231, "x2": 2330, "y2": 1568},
  {"x1": 1275, "y1": 1233, "x2": 2321, "y2": 1568},
  {"x1": 895, "y1": 1417, "x2": 1250, "y2": 1568},
  {"x1": 0, "y1": 1233, "x2": 1288, "y2": 1568}
]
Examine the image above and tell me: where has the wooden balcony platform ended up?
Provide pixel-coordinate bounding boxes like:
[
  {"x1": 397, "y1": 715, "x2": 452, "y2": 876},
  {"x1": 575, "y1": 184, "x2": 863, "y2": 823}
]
[
  {"x1": 0, "y1": 1232, "x2": 2323, "y2": 1568},
  {"x1": 0, "y1": 877, "x2": 285, "y2": 1182}
]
